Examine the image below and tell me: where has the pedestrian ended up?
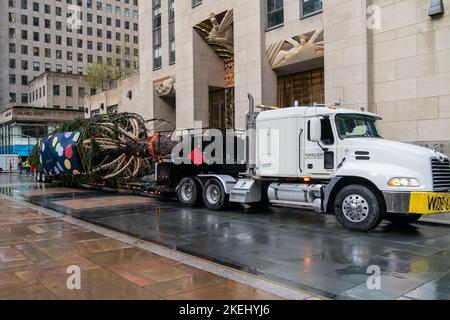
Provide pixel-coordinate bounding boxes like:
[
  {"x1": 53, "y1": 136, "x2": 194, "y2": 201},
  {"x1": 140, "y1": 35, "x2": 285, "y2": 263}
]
[
  {"x1": 8, "y1": 160, "x2": 13, "y2": 174},
  {"x1": 19, "y1": 161, "x2": 23, "y2": 175},
  {"x1": 25, "y1": 160, "x2": 30, "y2": 176}
]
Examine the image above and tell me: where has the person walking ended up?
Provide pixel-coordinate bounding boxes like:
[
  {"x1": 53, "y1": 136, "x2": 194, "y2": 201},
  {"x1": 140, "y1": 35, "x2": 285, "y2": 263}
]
[
  {"x1": 8, "y1": 160, "x2": 13, "y2": 174},
  {"x1": 25, "y1": 160, "x2": 30, "y2": 176}
]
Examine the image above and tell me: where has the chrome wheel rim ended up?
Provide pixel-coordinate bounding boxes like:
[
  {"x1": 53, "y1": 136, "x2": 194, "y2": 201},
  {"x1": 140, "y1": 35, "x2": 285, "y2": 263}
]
[
  {"x1": 180, "y1": 183, "x2": 193, "y2": 202},
  {"x1": 206, "y1": 185, "x2": 220, "y2": 205},
  {"x1": 342, "y1": 194, "x2": 370, "y2": 223}
]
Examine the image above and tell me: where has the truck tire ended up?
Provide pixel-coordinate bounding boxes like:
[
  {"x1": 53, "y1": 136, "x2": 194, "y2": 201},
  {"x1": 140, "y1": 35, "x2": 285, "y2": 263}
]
[
  {"x1": 334, "y1": 184, "x2": 384, "y2": 232},
  {"x1": 203, "y1": 178, "x2": 229, "y2": 211},
  {"x1": 177, "y1": 177, "x2": 201, "y2": 207},
  {"x1": 386, "y1": 213, "x2": 422, "y2": 225}
]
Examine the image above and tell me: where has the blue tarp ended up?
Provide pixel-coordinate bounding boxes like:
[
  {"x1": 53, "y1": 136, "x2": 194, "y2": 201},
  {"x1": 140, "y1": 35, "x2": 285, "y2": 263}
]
[{"x1": 39, "y1": 132, "x2": 83, "y2": 176}]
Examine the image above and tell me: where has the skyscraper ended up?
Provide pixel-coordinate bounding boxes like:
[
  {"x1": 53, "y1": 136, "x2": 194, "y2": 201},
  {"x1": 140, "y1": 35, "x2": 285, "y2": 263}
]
[{"x1": 0, "y1": 0, "x2": 140, "y2": 111}]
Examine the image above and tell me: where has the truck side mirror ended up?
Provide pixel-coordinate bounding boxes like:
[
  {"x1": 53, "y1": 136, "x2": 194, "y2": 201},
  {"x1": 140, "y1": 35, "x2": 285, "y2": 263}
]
[{"x1": 310, "y1": 118, "x2": 322, "y2": 142}]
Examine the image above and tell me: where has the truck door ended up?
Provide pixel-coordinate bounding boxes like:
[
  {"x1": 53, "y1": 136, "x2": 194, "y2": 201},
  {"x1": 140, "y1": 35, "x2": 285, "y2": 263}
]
[{"x1": 303, "y1": 117, "x2": 336, "y2": 176}]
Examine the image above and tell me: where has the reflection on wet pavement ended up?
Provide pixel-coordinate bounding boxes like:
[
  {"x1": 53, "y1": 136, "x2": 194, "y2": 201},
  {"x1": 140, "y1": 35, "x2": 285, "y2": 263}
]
[
  {"x1": 0, "y1": 175, "x2": 283, "y2": 300},
  {"x1": 1, "y1": 174, "x2": 450, "y2": 299}
]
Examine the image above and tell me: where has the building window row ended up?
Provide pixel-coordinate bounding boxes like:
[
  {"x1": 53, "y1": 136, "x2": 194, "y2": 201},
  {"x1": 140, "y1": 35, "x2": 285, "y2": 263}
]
[
  {"x1": 8, "y1": 43, "x2": 138, "y2": 61},
  {"x1": 8, "y1": 0, "x2": 139, "y2": 13},
  {"x1": 8, "y1": 13, "x2": 138, "y2": 30},
  {"x1": 9, "y1": 63, "x2": 84, "y2": 76},
  {"x1": 152, "y1": 0, "x2": 162, "y2": 70},
  {"x1": 8, "y1": 92, "x2": 29, "y2": 104},
  {"x1": 9, "y1": 74, "x2": 29, "y2": 86},
  {"x1": 9, "y1": 30, "x2": 137, "y2": 44},
  {"x1": 28, "y1": 85, "x2": 46, "y2": 103},
  {"x1": 50, "y1": 84, "x2": 86, "y2": 99},
  {"x1": 168, "y1": 0, "x2": 175, "y2": 65},
  {"x1": 7, "y1": 16, "x2": 139, "y2": 39},
  {"x1": 153, "y1": 0, "x2": 175, "y2": 68},
  {"x1": 267, "y1": 0, "x2": 323, "y2": 30},
  {"x1": 9, "y1": 35, "x2": 139, "y2": 55}
]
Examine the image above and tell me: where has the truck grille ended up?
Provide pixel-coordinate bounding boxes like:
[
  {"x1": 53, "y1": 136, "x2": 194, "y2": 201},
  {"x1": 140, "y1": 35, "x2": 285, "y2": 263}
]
[{"x1": 431, "y1": 158, "x2": 450, "y2": 191}]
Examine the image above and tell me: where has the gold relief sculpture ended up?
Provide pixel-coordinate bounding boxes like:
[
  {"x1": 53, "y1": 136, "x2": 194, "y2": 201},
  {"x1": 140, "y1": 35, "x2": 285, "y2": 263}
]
[
  {"x1": 155, "y1": 76, "x2": 176, "y2": 97},
  {"x1": 194, "y1": 10, "x2": 234, "y2": 60},
  {"x1": 267, "y1": 29, "x2": 324, "y2": 69},
  {"x1": 224, "y1": 58, "x2": 235, "y2": 88},
  {"x1": 206, "y1": 11, "x2": 234, "y2": 52}
]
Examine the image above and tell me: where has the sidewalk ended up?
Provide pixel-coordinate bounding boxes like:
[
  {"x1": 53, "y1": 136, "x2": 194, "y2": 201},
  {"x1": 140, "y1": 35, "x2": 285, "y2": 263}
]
[{"x1": 0, "y1": 196, "x2": 283, "y2": 300}]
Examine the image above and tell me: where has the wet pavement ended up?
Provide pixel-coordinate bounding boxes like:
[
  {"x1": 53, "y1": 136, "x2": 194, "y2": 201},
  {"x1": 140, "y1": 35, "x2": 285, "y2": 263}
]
[
  {"x1": 0, "y1": 175, "x2": 283, "y2": 300},
  {"x1": 1, "y1": 174, "x2": 450, "y2": 300}
]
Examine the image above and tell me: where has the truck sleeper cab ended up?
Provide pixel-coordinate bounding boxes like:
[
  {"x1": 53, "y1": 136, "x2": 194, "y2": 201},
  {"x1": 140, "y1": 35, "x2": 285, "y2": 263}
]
[{"x1": 168, "y1": 96, "x2": 450, "y2": 232}]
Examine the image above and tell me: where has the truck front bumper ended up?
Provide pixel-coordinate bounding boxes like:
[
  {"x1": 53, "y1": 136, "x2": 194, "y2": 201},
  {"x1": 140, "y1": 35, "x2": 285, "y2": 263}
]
[{"x1": 383, "y1": 191, "x2": 450, "y2": 215}]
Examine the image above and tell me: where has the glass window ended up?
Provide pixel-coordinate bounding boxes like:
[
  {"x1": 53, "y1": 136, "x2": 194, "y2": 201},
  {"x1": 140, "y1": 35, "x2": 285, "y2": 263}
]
[
  {"x1": 53, "y1": 85, "x2": 60, "y2": 96},
  {"x1": 335, "y1": 114, "x2": 382, "y2": 139},
  {"x1": 169, "y1": 0, "x2": 175, "y2": 65},
  {"x1": 267, "y1": 0, "x2": 284, "y2": 29},
  {"x1": 152, "y1": 0, "x2": 162, "y2": 69},
  {"x1": 277, "y1": 69, "x2": 324, "y2": 107},
  {"x1": 301, "y1": 0, "x2": 322, "y2": 18}
]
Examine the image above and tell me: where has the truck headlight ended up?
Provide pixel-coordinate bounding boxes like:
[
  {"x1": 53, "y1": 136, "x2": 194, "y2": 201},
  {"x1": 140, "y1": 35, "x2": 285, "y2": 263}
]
[{"x1": 388, "y1": 177, "x2": 420, "y2": 187}]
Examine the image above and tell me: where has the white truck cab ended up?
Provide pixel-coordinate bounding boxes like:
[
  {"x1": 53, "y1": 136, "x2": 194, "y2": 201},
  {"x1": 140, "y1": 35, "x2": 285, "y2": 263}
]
[{"x1": 175, "y1": 95, "x2": 450, "y2": 232}]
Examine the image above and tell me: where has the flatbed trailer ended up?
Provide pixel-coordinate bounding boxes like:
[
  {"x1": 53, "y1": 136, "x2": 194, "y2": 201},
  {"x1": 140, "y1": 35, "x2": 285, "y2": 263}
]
[{"x1": 34, "y1": 96, "x2": 450, "y2": 232}]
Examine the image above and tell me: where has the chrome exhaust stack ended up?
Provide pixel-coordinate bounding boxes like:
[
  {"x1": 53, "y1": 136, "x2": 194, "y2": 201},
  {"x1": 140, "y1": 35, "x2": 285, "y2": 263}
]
[{"x1": 246, "y1": 93, "x2": 257, "y2": 171}]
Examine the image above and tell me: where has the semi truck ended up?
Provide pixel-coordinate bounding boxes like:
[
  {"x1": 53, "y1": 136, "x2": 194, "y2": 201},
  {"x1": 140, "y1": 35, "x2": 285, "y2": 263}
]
[
  {"x1": 157, "y1": 95, "x2": 450, "y2": 232},
  {"x1": 35, "y1": 96, "x2": 450, "y2": 232}
]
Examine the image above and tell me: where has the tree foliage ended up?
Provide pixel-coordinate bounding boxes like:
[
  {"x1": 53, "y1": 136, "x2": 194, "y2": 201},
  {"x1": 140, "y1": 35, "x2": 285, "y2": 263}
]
[{"x1": 85, "y1": 62, "x2": 122, "y2": 91}]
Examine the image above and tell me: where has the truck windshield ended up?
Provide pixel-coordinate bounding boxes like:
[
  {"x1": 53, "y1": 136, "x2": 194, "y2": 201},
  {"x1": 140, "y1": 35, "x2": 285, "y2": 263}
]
[{"x1": 335, "y1": 114, "x2": 382, "y2": 139}]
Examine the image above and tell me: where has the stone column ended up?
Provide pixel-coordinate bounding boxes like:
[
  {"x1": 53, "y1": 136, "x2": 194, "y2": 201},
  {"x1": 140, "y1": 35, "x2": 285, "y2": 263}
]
[
  {"x1": 137, "y1": 0, "x2": 155, "y2": 121},
  {"x1": 0, "y1": 1, "x2": 8, "y2": 110},
  {"x1": 324, "y1": 0, "x2": 373, "y2": 112},
  {"x1": 234, "y1": 0, "x2": 277, "y2": 129},
  {"x1": 174, "y1": 1, "x2": 225, "y2": 130}
]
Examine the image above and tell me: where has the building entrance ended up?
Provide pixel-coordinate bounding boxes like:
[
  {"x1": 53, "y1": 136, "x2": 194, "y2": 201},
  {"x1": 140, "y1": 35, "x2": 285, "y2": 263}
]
[
  {"x1": 277, "y1": 68, "x2": 324, "y2": 108},
  {"x1": 209, "y1": 87, "x2": 235, "y2": 130}
]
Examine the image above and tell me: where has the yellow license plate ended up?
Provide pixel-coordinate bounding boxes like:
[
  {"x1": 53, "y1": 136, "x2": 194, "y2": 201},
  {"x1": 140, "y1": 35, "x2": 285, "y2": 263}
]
[{"x1": 409, "y1": 192, "x2": 450, "y2": 214}]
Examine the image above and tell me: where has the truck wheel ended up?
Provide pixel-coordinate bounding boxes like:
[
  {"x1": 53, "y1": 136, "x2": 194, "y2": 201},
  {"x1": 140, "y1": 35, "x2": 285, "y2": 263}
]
[
  {"x1": 386, "y1": 214, "x2": 422, "y2": 225},
  {"x1": 203, "y1": 178, "x2": 229, "y2": 211},
  {"x1": 334, "y1": 185, "x2": 384, "y2": 232},
  {"x1": 177, "y1": 177, "x2": 200, "y2": 207}
]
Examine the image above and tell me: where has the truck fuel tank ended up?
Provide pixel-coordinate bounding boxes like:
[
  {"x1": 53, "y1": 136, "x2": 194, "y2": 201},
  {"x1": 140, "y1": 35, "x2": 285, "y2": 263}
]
[{"x1": 268, "y1": 183, "x2": 324, "y2": 212}]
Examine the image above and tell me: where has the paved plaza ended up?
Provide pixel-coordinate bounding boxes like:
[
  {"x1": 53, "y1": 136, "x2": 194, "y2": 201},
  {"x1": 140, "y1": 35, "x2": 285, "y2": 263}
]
[{"x1": 2, "y1": 175, "x2": 450, "y2": 299}]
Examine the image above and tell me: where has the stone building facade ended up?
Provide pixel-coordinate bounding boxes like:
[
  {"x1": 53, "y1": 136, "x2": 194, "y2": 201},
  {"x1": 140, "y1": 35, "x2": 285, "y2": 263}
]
[
  {"x1": 28, "y1": 72, "x2": 89, "y2": 112},
  {"x1": 92, "y1": 0, "x2": 450, "y2": 152},
  {"x1": 84, "y1": 74, "x2": 140, "y2": 116},
  {"x1": 1, "y1": 0, "x2": 139, "y2": 111}
]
